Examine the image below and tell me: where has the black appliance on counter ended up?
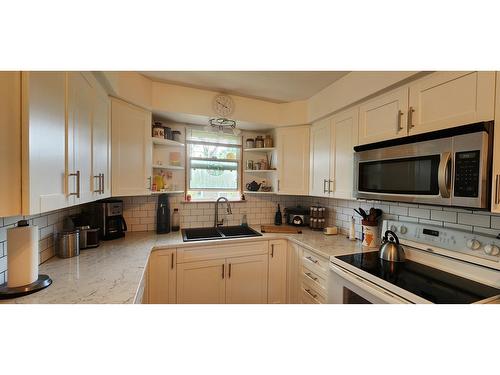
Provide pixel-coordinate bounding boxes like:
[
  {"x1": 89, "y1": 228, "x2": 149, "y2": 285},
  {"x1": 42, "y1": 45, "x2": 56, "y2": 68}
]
[
  {"x1": 68, "y1": 213, "x2": 100, "y2": 249},
  {"x1": 156, "y1": 194, "x2": 171, "y2": 234},
  {"x1": 284, "y1": 206, "x2": 310, "y2": 226},
  {"x1": 92, "y1": 199, "x2": 128, "y2": 240}
]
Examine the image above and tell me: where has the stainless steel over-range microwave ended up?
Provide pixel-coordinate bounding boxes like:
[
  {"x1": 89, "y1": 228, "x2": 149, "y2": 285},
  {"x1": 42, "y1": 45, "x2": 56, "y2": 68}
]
[{"x1": 353, "y1": 122, "x2": 493, "y2": 209}]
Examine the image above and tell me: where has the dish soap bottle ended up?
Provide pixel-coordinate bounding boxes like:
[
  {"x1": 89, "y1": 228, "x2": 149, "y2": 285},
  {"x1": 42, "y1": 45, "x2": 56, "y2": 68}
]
[
  {"x1": 172, "y1": 208, "x2": 180, "y2": 232},
  {"x1": 274, "y1": 204, "x2": 282, "y2": 225}
]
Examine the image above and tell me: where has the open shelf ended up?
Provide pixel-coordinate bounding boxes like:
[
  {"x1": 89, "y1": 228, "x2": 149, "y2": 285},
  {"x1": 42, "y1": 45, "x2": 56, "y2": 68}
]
[
  {"x1": 244, "y1": 169, "x2": 276, "y2": 173},
  {"x1": 152, "y1": 138, "x2": 185, "y2": 147},
  {"x1": 243, "y1": 147, "x2": 275, "y2": 152},
  {"x1": 152, "y1": 190, "x2": 184, "y2": 194},
  {"x1": 243, "y1": 190, "x2": 276, "y2": 195},
  {"x1": 152, "y1": 164, "x2": 184, "y2": 170}
]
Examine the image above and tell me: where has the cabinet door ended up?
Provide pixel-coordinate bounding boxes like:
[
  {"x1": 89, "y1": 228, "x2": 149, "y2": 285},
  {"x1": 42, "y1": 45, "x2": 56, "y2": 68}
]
[
  {"x1": 67, "y1": 72, "x2": 94, "y2": 205},
  {"x1": 408, "y1": 71, "x2": 495, "y2": 135},
  {"x1": 309, "y1": 118, "x2": 332, "y2": 197},
  {"x1": 226, "y1": 254, "x2": 268, "y2": 304},
  {"x1": 111, "y1": 98, "x2": 152, "y2": 196},
  {"x1": 268, "y1": 240, "x2": 287, "y2": 304},
  {"x1": 177, "y1": 259, "x2": 226, "y2": 303},
  {"x1": 330, "y1": 107, "x2": 359, "y2": 199},
  {"x1": 0, "y1": 72, "x2": 21, "y2": 217},
  {"x1": 358, "y1": 87, "x2": 408, "y2": 145},
  {"x1": 22, "y1": 72, "x2": 69, "y2": 215},
  {"x1": 277, "y1": 125, "x2": 310, "y2": 195},
  {"x1": 148, "y1": 249, "x2": 176, "y2": 304},
  {"x1": 491, "y1": 73, "x2": 500, "y2": 212},
  {"x1": 92, "y1": 87, "x2": 110, "y2": 199},
  {"x1": 286, "y1": 242, "x2": 302, "y2": 304}
]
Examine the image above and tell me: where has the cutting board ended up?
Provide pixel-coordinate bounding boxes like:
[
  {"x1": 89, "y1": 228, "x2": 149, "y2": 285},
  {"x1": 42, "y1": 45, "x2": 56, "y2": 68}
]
[{"x1": 260, "y1": 225, "x2": 302, "y2": 234}]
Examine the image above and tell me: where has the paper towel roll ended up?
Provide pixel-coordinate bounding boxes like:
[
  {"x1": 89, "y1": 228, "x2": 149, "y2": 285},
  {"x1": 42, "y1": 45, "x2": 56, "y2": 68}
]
[{"x1": 7, "y1": 223, "x2": 39, "y2": 287}]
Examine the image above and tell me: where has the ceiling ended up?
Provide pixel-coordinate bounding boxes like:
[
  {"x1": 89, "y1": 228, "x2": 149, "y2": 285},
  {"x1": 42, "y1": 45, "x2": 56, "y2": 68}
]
[{"x1": 140, "y1": 71, "x2": 349, "y2": 103}]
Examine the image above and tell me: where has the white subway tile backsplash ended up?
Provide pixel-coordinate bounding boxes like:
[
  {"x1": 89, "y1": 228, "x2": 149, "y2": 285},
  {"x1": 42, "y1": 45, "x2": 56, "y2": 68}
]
[
  {"x1": 389, "y1": 205, "x2": 408, "y2": 216},
  {"x1": 430, "y1": 210, "x2": 457, "y2": 223},
  {"x1": 458, "y1": 213, "x2": 490, "y2": 228},
  {"x1": 408, "y1": 207, "x2": 430, "y2": 219},
  {"x1": 490, "y1": 216, "x2": 500, "y2": 230}
]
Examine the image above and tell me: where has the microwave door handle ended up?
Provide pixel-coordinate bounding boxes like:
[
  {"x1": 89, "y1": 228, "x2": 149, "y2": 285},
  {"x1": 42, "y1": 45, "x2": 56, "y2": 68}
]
[{"x1": 438, "y1": 152, "x2": 452, "y2": 198}]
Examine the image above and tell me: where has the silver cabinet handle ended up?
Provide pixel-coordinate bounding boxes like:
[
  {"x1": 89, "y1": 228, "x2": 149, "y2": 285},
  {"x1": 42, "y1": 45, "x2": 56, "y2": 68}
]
[
  {"x1": 69, "y1": 170, "x2": 80, "y2": 198},
  {"x1": 305, "y1": 288, "x2": 318, "y2": 299},
  {"x1": 323, "y1": 179, "x2": 328, "y2": 193},
  {"x1": 100, "y1": 173, "x2": 105, "y2": 194},
  {"x1": 305, "y1": 256, "x2": 318, "y2": 264},
  {"x1": 328, "y1": 179, "x2": 333, "y2": 193},
  {"x1": 271, "y1": 244, "x2": 274, "y2": 258},
  {"x1": 147, "y1": 176, "x2": 152, "y2": 190},
  {"x1": 305, "y1": 272, "x2": 318, "y2": 282},
  {"x1": 496, "y1": 175, "x2": 500, "y2": 205},
  {"x1": 397, "y1": 110, "x2": 404, "y2": 131},
  {"x1": 93, "y1": 175, "x2": 101, "y2": 193},
  {"x1": 407, "y1": 106, "x2": 415, "y2": 130},
  {"x1": 277, "y1": 179, "x2": 280, "y2": 192}
]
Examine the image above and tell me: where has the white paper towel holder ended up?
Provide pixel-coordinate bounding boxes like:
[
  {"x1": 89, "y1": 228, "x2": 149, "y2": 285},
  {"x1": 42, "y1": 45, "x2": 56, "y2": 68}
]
[{"x1": 0, "y1": 220, "x2": 52, "y2": 299}]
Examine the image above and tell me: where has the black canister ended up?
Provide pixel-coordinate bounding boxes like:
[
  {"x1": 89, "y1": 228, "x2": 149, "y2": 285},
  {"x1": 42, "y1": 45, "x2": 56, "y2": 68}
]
[{"x1": 156, "y1": 194, "x2": 171, "y2": 234}]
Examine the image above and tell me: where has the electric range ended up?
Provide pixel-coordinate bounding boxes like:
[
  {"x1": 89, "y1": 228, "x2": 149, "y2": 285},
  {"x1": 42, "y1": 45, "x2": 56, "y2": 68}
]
[{"x1": 328, "y1": 220, "x2": 500, "y2": 304}]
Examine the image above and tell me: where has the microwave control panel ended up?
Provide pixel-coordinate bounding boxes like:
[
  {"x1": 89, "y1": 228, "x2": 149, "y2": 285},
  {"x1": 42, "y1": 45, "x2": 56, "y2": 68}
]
[{"x1": 454, "y1": 150, "x2": 480, "y2": 197}]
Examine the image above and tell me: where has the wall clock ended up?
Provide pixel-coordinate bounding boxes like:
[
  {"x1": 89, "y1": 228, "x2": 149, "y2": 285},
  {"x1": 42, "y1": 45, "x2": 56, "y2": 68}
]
[{"x1": 213, "y1": 94, "x2": 234, "y2": 117}]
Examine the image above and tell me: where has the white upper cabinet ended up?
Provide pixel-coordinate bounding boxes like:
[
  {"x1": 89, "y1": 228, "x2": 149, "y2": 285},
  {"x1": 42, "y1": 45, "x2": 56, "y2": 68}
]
[
  {"x1": 408, "y1": 71, "x2": 495, "y2": 135},
  {"x1": 490, "y1": 73, "x2": 500, "y2": 213},
  {"x1": 330, "y1": 107, "x2": 358, "y2": 199},
  {"x1": 111, "y1": 98, "x2": 152, "y2": 197},
  {"x1": 309, "y1": 117, "x2": 332, "y2": 197},
  {"x1": 92, "y1": 85, "x2": 111, "y2": 199},
  {"x1": 309, "y1": 107, "x2": 358, "y2": 199},
  {"x1": 0, "y1": 72, "x2": 21, "y2": 217},
  {"x1": 276, "y1": 125, "x2": 310, "y2": 195},
  {"x1": 358, "y1": 87, "x2": 408, "y2": 146},
  {"x1": 67, "y1": 72, "x2": 94, "y2": 205},
  {"x1": 22, "y1": 72, "x2": 69, "y2": 215}
]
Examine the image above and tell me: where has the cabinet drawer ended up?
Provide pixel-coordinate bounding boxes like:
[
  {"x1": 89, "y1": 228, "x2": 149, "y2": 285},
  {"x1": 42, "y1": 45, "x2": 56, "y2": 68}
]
[
  {"x1": 301, "y1": 248, "x2": 329, "y2": 275},
  {"x1": 177, "y1": 240, "x2": 268, "y2": 263},
  {"x1": 301, "y1": 265, "x2": 327, "y2": 294},
  {"x1": 300, "y1": 284, "x2": 325, "y2": 304}
]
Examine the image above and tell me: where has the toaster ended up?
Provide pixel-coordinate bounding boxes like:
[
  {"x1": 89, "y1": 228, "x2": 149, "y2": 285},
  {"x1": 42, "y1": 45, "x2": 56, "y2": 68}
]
[{"x1": 285, "y1": 206, "x2": 310, "y2": 226}]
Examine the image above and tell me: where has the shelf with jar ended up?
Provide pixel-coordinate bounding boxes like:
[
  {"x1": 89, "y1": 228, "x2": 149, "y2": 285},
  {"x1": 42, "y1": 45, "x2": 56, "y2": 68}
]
[
  {"x1": 243, "y1": 132, "x2": 278, "y2": 194},
  {"x1": 151, "y1": 120, "x2": 186, "y2": 194}
]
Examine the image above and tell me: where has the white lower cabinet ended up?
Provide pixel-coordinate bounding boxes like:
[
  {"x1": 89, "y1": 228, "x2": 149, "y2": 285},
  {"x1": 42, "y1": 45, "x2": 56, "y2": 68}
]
[
  {"x1": 177, "y1": 258, "x2": 225, "y2": 304},
  {"x1": 286, "y1": 241, "x2": 303, "y2": 304},
  {"x1": 225, "y1": 254, "x2": 268, "y2": 304},
  {"x1": 148, "y1": 249, "x2": 177, "y2": 304},
  {"x1": 268, "y1": 239, "x2": 287, "y2": 304}
]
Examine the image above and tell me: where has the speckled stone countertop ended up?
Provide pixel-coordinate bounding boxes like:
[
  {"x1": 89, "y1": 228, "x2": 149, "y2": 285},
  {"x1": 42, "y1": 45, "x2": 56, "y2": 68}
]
[{"x1": 3, "y1": 227, "x2": 367, "y2": 304}]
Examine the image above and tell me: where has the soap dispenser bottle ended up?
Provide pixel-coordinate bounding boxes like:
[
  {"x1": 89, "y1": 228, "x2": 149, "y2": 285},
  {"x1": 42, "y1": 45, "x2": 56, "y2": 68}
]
[{"x1": 274, "y1": 204, "x2": 282, "y2": 225}]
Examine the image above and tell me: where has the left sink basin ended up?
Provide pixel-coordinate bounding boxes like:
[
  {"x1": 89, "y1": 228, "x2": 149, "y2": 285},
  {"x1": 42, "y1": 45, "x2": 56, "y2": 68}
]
[{"x1": 182, "y1": 227, "x2": 223, "y2": 241}]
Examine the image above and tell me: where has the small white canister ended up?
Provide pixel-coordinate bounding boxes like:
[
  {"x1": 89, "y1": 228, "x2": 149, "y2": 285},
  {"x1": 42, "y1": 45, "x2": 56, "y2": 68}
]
[{"x1": 362, "y1": 221, "x2": 380, "y2": 248}]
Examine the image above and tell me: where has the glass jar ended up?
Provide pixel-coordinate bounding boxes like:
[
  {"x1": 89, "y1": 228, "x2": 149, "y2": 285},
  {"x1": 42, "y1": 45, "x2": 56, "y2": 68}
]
[
  {"x1": 264, "y1": 134, "x2": 273, "y2": 148},
  {"x1": 246, "y1": 138, "x2": 255, "y2": 149},
  {"x1": 255, "y1": 135, "x2": 264, "y2": 148}
]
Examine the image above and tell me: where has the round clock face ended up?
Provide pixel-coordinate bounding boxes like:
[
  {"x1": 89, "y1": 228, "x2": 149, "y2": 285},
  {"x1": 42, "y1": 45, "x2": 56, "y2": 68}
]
[{"x1": 213, "y1": 94, "x2": 234, "y2": 117}]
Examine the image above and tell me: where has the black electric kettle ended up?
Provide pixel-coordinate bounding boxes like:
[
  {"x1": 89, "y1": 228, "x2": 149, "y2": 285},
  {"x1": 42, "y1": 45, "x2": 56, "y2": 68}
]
[{"x1": 379, "y1": 230, "x2": 406, "y2": 262}]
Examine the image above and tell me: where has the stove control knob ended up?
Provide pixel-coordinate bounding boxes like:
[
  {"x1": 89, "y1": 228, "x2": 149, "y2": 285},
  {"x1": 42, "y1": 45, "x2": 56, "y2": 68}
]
[
  {"x1": 466, "y1": 239, "x2": 481, "y2": 250},
  {"x1": 390, "y1": 225, "x2": 398, "y2": 232},
  {"x1": 484, "y1": 244, "x2": 500, "y2": 256},
  {"x1": 399, "y1": 225, "x2": 408, "y2": 234}
]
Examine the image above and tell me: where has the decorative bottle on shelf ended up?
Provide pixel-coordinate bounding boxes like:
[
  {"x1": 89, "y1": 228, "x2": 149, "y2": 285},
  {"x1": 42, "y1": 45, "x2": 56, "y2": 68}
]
[
  {"x1": 171, "y1": 209, "x2": 180, "y2": 232},
  {"x1": 274, "y1": 204, "x2": 282, "y2": 225}
]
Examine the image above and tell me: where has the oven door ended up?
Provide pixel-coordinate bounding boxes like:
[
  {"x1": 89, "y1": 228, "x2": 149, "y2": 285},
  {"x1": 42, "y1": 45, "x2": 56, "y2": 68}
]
[
  {"x1": 328, "y1": 264, "x2": 412, "y2": 304},
  {"x1": 354, "y1": 137, "x2": 453, "y2": 206}
]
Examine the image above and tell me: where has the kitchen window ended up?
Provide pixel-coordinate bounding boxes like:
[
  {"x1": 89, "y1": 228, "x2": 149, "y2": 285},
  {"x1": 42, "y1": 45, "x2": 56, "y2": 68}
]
[{"x1": 186, "y1": 128, "x2": 242, "y2": 201}]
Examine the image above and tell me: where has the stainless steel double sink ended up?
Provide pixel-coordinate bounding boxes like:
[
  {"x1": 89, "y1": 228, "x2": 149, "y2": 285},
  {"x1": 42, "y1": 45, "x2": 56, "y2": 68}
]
[{"x1": 181, "y1": 225, "x2": 262, "y2": 242}]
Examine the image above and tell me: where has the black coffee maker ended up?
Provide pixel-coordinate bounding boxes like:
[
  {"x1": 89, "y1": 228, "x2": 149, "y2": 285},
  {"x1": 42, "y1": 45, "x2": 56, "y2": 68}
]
[
  {"x1": 156, "y1": 194, "x2": 170, "y2": 234},
  {"x1": 93, "y1": 199, "x2": 127, "y2": 240}
]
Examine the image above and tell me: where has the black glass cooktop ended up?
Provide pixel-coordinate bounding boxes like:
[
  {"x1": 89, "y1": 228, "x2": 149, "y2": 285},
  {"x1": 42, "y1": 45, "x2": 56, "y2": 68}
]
[{"x1": 336, "y1": 252, "x2": 500, "y2": 304}]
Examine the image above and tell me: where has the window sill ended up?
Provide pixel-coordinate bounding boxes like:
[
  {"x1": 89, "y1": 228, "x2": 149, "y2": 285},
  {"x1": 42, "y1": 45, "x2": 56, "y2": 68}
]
[{"x1": 181, "y1": 199, "x2": 246, "y2": 204}]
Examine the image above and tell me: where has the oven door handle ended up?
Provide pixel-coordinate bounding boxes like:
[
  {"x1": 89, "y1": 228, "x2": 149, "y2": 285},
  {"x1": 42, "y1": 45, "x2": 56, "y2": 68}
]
[
  {"x1": 438, "y1": 152, "x2": 452, "y2": 198},
  {"x1": 329, "y1": 263, "x2": 412, "y2": 304}
]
